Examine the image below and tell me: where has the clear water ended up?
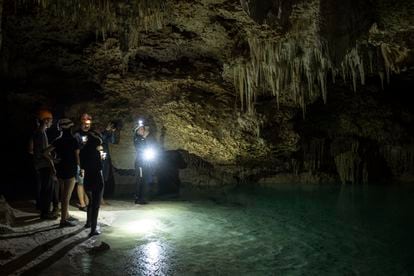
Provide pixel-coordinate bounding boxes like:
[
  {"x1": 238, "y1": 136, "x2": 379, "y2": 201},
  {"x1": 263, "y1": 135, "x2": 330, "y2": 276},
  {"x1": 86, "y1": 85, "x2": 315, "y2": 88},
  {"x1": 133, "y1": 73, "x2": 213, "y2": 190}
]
[{"x1": 45, "y1": 185, "x2": 414, "y2": 275}]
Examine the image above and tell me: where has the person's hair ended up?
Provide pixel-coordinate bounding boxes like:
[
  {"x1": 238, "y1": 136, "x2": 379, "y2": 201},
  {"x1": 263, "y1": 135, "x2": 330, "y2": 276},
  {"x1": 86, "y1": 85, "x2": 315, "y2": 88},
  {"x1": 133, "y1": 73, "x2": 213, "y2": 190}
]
[
  {"x1": 37, "y1": 109, "x2": 53, "y2": 121},
  {"x1": 81, "y1": 113, "x2": 92, "y2": 123}
]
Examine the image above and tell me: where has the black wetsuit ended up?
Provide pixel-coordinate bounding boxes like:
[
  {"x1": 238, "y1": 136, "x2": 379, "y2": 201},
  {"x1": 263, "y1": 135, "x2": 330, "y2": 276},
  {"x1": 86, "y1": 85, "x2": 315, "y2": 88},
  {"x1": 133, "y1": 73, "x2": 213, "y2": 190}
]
[
  {"x1": 133, "y1": 134, "x2": 154, "y2": 203},
  {"x1": 32, "y1": 128, "x2": 53, "y2": 217},
  {"x1": 52, "y1": 131, "x2": 79, "y2": 179},
  {"x1": 80, "y1": 134, "x2": 104, "y2": 233},
  {"x1": 101, "y1": 129, "x2": 116, "y2": 194}
]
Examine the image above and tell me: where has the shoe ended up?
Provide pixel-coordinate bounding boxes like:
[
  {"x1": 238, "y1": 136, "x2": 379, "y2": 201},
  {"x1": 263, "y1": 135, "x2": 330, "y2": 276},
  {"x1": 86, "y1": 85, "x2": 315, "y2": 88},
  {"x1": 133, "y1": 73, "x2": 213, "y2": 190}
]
[
  {"x1": 67, "y1": 216, "x2": 78, "y2": 221},
  {"x1": 59, "y1": 220, "x2": 77, "y2": 228},
  {"x1": 78, "y1": 206, "x2": 87, "y2": 212},
  {"x1": 88, "y1": 229, "x2": 101, "y2": 237}
]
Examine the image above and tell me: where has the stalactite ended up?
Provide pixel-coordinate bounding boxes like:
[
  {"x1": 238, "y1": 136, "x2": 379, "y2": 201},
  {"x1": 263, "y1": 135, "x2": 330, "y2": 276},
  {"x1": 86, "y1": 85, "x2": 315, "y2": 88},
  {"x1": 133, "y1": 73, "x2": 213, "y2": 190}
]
[
  {"x1": 380, "y1": 43, "x2": 409, "y2": 84},
  {"x1": 233, "y1": 33, "x2": 333, "y2": 115},
  {"x1": 232, "y1": 16, "x2": 409, "y2": 115},
  {"x1": 21, "y1": 0, "x2": 166, "y2": 48},
  {"x1": 381, "y1": 145, "x2": 414, "y2": 176},
  {"x1": 331, "y1": 140, "x2": 369, "y2": 185},
  {"x1": 334, "y1": 151, "x2": 358, "y2": 184},
  {"x1": 339, "y1": 47, "x2": 365, "y2": 92},
  {"x1": 303, "y1": 138, "x2": 325, "y2": 172}
]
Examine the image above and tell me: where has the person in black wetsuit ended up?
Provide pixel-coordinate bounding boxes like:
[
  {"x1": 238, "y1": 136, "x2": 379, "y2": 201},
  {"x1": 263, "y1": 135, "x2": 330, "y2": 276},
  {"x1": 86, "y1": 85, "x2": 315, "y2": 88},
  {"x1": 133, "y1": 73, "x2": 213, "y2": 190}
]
[
  {"x1": 100, "y1": 122, "x2": 117, "y2": 203},
  {"x1": 80, "y1": 132, "x2": 105, "y2": 236},
  {"x1": 30, "y1": 109, "x2": 57, "y2": 220},
  {"x1": 133, "y1": 122, "x2": 156, "y2": 204},
  {"x1": 46, "y1": 118, "x2": 80, "y2": 227},
  {"x1": 73, "y1": 113, "x2": 92, "y2": 211}
]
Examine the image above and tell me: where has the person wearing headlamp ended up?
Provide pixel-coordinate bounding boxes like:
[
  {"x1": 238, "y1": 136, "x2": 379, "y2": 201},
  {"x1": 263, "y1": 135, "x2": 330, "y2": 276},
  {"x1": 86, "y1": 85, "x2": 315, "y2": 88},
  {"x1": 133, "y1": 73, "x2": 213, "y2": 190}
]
[
  {"x1": 73, "y1": 113, "x2": 93, "y2": 211},
  {"x1": 133, "y1": 120, "x2": 157, "y2": 204}
]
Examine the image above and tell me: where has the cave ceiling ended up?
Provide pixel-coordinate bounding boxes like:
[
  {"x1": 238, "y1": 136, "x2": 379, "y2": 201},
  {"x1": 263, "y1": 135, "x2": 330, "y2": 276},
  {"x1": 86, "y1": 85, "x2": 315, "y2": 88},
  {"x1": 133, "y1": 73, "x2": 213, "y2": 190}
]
[{"x1": 1, "y1": 0, "x2": 413, "y2": 177}]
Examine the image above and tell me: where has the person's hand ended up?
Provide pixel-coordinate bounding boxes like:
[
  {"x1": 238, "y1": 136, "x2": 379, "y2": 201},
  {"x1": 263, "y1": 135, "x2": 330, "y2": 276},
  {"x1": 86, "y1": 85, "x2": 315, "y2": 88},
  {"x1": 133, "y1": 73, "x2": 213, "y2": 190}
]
[
  {"x1": 106, "y1": 123, "x2": 116, "y2": 132},
  {"x1": 100, "y1": 151, "x2": 107, "y2": 160},
  {"x1": 80, "y1": 169, "x2": 85, "y2": 178}
]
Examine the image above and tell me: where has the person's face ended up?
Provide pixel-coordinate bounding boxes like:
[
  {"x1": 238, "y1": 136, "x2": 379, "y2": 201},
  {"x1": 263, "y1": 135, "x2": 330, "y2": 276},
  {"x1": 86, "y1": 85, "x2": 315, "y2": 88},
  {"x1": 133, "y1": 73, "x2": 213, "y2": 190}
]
[
  {"x1": 137, "y1": 127, "x2": 145, "y2": 136},
  {"x1": 81, "y1": 121, "x2": 91, "y2": 132},
  {"x1": 44, "y1": 117, "x2": 53, "y2": 129}
]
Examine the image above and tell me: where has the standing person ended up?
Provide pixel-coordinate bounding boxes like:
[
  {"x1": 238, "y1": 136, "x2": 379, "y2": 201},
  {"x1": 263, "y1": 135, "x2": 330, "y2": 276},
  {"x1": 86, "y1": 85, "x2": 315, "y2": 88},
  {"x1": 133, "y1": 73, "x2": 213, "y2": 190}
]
[
  {"x1": 133, "y1": 120, "x2": 156, "y2": 204},
  {"x1": 31, "y1": 109, "x2": 57, "y2": 220},
  {"x1": 80, "y1": 132, "x2": 105, "y2": 236},
  {"x1": 100, "y1": 122, "x2": 117, "y2": 204},
  {"x1": 45, "y1": 119, "x2": 79, "y2": 227},
  {"x1": 47, "y1": 123, "x2": 63, "y2": 217},
  {"x1": 74, "y1": 113, "x2": 92, "y2": 211}
]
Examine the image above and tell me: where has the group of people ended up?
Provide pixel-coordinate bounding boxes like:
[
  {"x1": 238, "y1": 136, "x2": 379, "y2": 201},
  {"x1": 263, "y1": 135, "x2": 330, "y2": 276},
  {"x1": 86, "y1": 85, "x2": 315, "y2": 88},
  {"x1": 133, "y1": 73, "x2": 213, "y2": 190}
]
[
  {"x1": 30, "y1": 110, "x2": 117, "y2": 237},
  {"x1": 29, "y1": 109, "x2": 159, "y2": 236}
]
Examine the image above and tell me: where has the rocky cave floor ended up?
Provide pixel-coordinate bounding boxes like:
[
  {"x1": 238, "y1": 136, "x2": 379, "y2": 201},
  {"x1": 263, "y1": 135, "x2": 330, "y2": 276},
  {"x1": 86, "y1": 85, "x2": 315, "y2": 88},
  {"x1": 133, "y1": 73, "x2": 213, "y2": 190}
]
[{"x1": 0, "y1": 199, "x2": 138, "y2": 275}]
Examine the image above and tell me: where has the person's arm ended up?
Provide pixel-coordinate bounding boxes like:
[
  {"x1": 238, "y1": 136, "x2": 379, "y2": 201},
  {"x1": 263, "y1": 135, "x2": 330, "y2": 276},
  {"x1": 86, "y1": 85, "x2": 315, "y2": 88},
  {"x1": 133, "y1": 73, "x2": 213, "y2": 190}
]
[
  {"x1": 102, "y1": 123, "x2": 116, "y2": 144},
  {"x1": 75, "y1": 148, "x2": 84, "y2": 177},
  {"x1": 43, "y1": 144, "x2": 57, "y2": 175}
]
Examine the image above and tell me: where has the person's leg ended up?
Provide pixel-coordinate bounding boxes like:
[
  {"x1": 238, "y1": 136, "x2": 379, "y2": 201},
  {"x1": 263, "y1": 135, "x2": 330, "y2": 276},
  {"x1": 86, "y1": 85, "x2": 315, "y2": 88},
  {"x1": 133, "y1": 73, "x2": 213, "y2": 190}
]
[
  {"x1": 141, "y1": 166, "x2": 151, "y2": 203},
  {"x1": 77, "y1": 183, "x2": 89, "y2": 210},
  {"x1": 39, "y1": 168, "x2": 54, "y2": 218},
  {"x1": 85, "y1": 189, "x2": 92, "y2": 227},
  {"x1": 76, "y1": 170, "x2": 88, "y2": 210},
  {"x1": 35, "y1": 170, "x2": 42, "y2": 210},
  {"x1": 52, "y1": 178, "x2": 60, "y2": 214},
  {"x1": 90, "y1": 186, "x2": 103, "y2": 233},
  {"x1": 101, "y1": 160, "x2": 108, "y2": 205},
  {"x1": 135, "y1": 166, "x2": 143, "y2": 203},
  {"x1": 90, "y1": 172, "x2": 104, "y2": 235},
  {"x1": 61, "y1": 177, "x2": 76, "y2": 222}
]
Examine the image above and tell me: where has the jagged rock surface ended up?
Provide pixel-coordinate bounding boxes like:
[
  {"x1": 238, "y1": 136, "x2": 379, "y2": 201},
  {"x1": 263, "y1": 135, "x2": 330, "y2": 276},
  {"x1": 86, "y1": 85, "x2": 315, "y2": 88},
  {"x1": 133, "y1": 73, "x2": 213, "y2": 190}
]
[{"x1": 2, "y1": 0, "x2": 413, "y2": 187}]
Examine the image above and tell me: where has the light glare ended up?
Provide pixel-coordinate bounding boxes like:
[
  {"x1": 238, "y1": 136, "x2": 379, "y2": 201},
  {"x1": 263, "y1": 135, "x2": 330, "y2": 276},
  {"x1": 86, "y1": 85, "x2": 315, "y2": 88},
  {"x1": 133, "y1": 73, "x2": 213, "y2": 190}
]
[
  {"x1": 124, "y1": 219, "x2": 157, "y2": 234},
  {"x1": 143, "y1": 148, "x2": 156, "y2": 161}
]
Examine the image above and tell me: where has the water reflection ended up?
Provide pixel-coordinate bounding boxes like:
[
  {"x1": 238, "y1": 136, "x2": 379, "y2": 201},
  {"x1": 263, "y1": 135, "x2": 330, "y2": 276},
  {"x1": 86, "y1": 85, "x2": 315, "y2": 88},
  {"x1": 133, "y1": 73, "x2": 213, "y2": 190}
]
[
  {"x1": 80, "y1": 255, "x2": 92, "y2": 274},
  {"x1": 128, "y1": 240, "x2": 171, "y2": 276}
]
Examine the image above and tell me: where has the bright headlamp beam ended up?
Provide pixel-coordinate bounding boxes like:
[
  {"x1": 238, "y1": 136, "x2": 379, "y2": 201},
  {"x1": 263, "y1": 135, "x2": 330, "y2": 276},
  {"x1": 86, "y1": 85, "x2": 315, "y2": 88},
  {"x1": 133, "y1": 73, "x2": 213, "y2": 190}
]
[{"x1": 143, "y1": 147, "x2": 156, "y2": 161}]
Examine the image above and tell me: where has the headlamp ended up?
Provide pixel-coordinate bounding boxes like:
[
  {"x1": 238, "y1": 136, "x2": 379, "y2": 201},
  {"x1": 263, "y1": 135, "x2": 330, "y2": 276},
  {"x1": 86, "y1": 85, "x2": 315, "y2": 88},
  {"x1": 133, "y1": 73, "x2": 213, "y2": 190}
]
[{"x1": 138, "y1": 119, "x2": 144, "y2": 127}]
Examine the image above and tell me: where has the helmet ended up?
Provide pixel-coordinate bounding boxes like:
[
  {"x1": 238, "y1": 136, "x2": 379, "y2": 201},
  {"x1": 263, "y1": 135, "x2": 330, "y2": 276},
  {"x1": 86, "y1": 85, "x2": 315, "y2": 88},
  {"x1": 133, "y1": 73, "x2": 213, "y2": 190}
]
[
  {"x1": 134, "y1": 119, "x2": 145, "y2": 133},
  {"x1": 58, "y1": 118, "x2": 74, "y2": 129},
  {"x1": 37, "y1": 109, "x2": 53, "y2": 121},
  {"x1": 81, "y1": 113, "x2": 92, "y2": 124}
]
